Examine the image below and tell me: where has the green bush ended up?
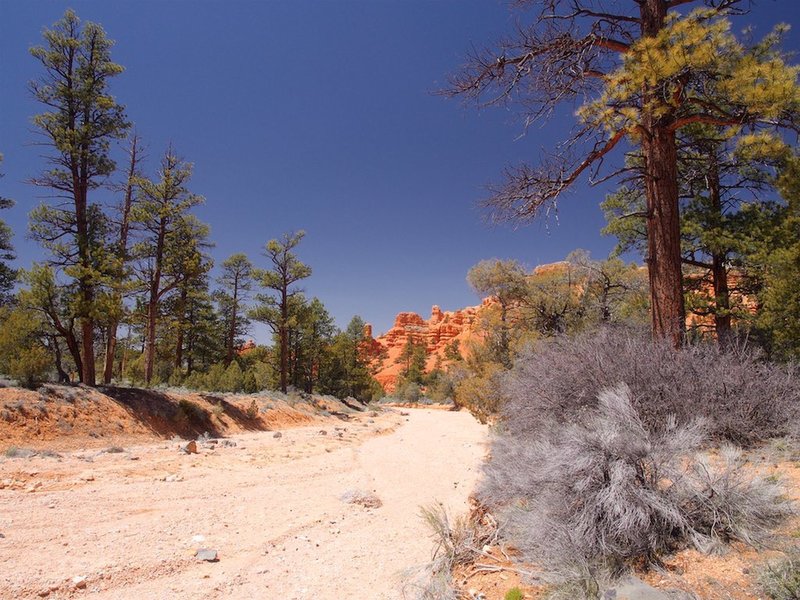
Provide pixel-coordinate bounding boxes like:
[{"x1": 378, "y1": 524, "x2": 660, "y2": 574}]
[
  {"x1": 0, "y1": 307, "x2": 51, "y2": 387},
  {"x1": 219, "y1": 361, "x2": 244, "y2": 392},
  {"x1": 394, "y1": 380, "x2": 421, "y2": 403},
  {"x1": 454, "y1": 364, "x2": 504, "y2": 423},
  {"x1": 505, "y1": 588, "x2": 523, "y2": 600},
  {"x1": 242, "y1": 369, "x2": 259, "y2": 393},
  {"x1": 182, "y1": 370, "x2": 207, "y2": 391},
  {"x1": 245, "y1": 398, "x2": 259, "y2": 419},
  {"x1": 8, "y1": 346, "x2": 51, "y2": 388}
]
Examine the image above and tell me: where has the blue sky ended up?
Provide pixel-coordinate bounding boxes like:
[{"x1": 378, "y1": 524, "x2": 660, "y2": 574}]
[{"x1": 2, "y1": 0, "x2": 799, "y2": 339}]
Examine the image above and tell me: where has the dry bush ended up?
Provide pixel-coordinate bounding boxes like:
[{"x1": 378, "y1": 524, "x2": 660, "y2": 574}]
[
  {"x1": 503, "y1": 327, "x2": 800, "y2": 445},
  {"x1": 679, "y1": 446, "x2": 795, "y2": 552},
  {"x1": 759, "y1": 547, "x2": 800, "y2": 600},
  {"x1": 407, "y1": 503, "x2": 498, "y2": 600},
  {"x1": 481, "y1": 385, "x2": 794, "y2": 592}
]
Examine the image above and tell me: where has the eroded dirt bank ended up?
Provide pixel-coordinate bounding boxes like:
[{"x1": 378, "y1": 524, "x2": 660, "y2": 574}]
[{"x1": 0, "y1": 407, "x2": 487, "y2": 599}]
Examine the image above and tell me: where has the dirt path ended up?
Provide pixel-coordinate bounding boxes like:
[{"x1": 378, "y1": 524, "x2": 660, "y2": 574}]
[{"x1": 0, "y1": 407, "x2": 487, "y2": 599}]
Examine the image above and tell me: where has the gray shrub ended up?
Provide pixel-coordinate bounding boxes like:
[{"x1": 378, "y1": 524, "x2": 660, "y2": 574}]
[
  {"x1": 502, "y1": 328, "x2": 800, "y2": 445},
  {"x1": 481, "y1": 384, "x2": 794, "y2": 590}
]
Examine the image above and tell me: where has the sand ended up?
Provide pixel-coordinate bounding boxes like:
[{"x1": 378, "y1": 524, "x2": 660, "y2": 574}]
[{"x1": 0, "y1": 407, "x2": 488, "y2": 599}]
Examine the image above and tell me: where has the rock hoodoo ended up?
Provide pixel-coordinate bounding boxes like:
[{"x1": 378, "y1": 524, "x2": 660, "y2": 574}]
[{"x1": 366, "y1": 301, "x2": 492, "y2": 391}]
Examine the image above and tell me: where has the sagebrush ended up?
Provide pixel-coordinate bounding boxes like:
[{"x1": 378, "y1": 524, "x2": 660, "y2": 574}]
[
  {"x1": 502, "y1": 328, "x2": 800, "y2": 445},
  {"x1": 481, "y1": 384, "x2": 794, "y2": 592}
]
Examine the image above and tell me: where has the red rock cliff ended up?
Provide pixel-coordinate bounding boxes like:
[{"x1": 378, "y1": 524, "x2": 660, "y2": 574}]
[{"x1": 367, "y1": 301, "x2": 492, "y2": 391}]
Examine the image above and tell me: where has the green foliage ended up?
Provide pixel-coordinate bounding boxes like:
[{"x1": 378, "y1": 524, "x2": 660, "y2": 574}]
[
  {"x1": 0, "y1": 306, "x2": 51, "y2": 387},
  {"x1": 424, "y1": 369, "x2": 456, "y2": 404},
  {"x1": 756, "y1": 157, "x2": 800, "y2": 359},
  {"x1": 29, "y1": 10, "x2": 129, "y2": 181},
  {"x1": 242, "y1": 369, "x2": 259, "y2": 394},
  {"x1": 468, "y1": 259, "x2": 528, "y2": 367},
  {"x1": 216, "y1": 253, "x2": 256, "y2": 362},
  {"x1": 245, "y1": 398, "x2": 259, "y2": 419},
  {"x1": 219, "y1": 361, "x2": 244, "y2": 392},
  {"x1": 28, "y1": 10, "x2": 130, "y2": 384},
  {"x1": 397, "y1": 338, "x2": 427, "y2": 384},
  {"x1": 454, "y1": 363, "x2": 504, "y2": 423},
  {"x1": 394, "y1": 380, "x2": 422, "y2": 403},
  {"x1": 0, "y1": 158, "x2": 16, "y2": 306},
  {"x1": 318, "y1": 315, "x2": 381, "y2": 402},
  {"x1": 504, "y1": 589, "x2": 523, "y2": 600},
  {"x1": 251, "y1": 231, "x2": 311, "y2": 393},
  {"x1": 132, "y1": 149, "x2": 210, "y2": 383}
]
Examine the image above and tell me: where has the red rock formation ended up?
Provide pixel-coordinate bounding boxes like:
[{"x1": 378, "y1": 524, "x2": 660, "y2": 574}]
[
  {"x1": 367, "y1": 302, "x2": 492, "y2": 391},
  {"x1": 237, "y1": 339, "x2": 257, "y2": 355}
]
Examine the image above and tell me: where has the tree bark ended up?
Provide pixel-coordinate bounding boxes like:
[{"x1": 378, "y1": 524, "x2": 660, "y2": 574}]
[
  {"x1": 706, "y1": 157, "x2": 732, "y2": 344},
  {"x1": 641, "y1": 0, "x2": 686, "y2": 347},
  {"x1": 144, "y1": 297, "x2": 157, "y2": 384},
  {"x1": 51, "y1": 335, "x2": 70, "y2": 383},
  {"x1": 279, "y1": 286, "x2": 288, "y2": 393},
  {"x1": 174, "y1": 286, "x2": 187, "y2": 371},
  {"x1": 144, "y1": 219, "x2": 166, "y2": 385}
]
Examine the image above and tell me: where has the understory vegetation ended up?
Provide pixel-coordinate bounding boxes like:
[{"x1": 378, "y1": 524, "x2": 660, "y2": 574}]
[{"x1": 440, "y1": 328, "x2": 800, "y2": 598}]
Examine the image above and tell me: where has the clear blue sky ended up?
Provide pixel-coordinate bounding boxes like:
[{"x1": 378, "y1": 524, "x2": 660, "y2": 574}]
[{"x1": 2, "y1": 1, "x2": 798, "y2": 339}]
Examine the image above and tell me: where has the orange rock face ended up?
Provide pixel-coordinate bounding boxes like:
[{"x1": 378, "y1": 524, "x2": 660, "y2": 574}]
[
  {"x1": 237, "y1": 339, "x2": 257, "y2": 355},
  {"x1": 367, "y1": 302, "x2": 492, "y2": 391}
]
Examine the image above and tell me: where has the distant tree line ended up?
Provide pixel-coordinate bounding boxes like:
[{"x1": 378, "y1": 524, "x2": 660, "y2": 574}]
[{"x1": 0, "y1": 10, "x2": 382, "y2": 400}]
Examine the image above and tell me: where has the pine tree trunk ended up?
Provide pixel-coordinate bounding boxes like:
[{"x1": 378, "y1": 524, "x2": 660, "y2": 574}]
[
  {"x1": 51, "y1": 335, "x2": 70, "y2": 383},
  {"x1": 104, "y1": 333, "x2": 117, "y2": 384},
  {"x1": 707, "y1": 157, "x2": 732, "y2": 344},
  {"x1": 175, "y1": 286, "x2": 187, "y2": 371},
  {"x1": 280, "y1": 288, "x2": 288, "y2": 393},
  {"x1": 641, "y1": 0, "x2": 686, "y2": 347},
  {"x1": 144, "y1": 298, "x2": 157, "y2": 384},
  {"x1": 76, "y1": 196, "x2": 96, "y2": 384},
  {"x1": 145, "y1": 220, "x2": 166, "y2": 385}
]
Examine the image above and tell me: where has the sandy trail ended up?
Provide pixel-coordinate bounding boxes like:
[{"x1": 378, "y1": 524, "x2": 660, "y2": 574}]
[{"x1": 0, "y1": 408, "x2": 487, "y2": 599}]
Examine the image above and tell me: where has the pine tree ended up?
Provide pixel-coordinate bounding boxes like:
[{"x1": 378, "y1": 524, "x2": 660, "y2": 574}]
[
  {"x1": 467, "y1": 259, "x2": 528, "y2": 367},
  {"x1": 446, "y1": 2, "x2": 799, "y2": 346},
  {"x1": 251, "y1": 231, "x2": 311, "y2": 393},
  {"x1": 29, "y1": 10, "x2": 130, "y2": 384},
  {"x1": 216, "y1": 253, "x2": 255, "y2": 365},
  {"x1": 131, "y1": 149, "x2": 208, "y2": 384}
]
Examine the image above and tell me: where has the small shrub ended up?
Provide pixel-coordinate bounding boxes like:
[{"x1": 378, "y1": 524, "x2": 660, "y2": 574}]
[
  {"x1": 454, "y1": 364, "x2": 505, "y2": 423},
  {"x1": 245, "y1": 398, "x2": 259, "y2": 419},
  {"x1": 759, "y1": 548, "x2": 800, "y2": 600},
  {"x1": 220, "y1": 361, "x2": 244, "y2": 392},
  {"x1": 505, "y1": 588, "x2": 523, "y2": 600},
  {"x1": 4, "y1": 447, "x2": 36, "y2": 458},
  {"x1": 678, "y1": 446, "x2": 794, "y2": 552},
  {"x1": 409, "y1": 503, "x2": 497, "y2": 600},
  {"x1": 395, "y1": 381, "x2": 422, "y2": 403},
  {"x1": 242, "y1": 370, "x2": 259, "y2": 394}
]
